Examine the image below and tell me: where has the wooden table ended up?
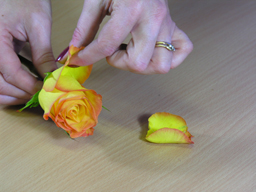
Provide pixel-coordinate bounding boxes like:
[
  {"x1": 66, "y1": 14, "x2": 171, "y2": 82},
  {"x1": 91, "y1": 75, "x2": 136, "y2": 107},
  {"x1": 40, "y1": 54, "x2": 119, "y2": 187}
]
[{"x1": 1, "y1": 0, "x2": 255, "y2": 191}]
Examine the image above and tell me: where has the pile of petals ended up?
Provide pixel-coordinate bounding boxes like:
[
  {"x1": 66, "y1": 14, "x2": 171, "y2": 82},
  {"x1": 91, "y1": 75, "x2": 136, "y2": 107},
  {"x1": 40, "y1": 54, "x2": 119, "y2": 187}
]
[
  {"x1": 145, "y1": 112, "x2": 194, "y2": 144},
  {"x1": 38, "y1": 45, "x2": 102, "y2": 138}
]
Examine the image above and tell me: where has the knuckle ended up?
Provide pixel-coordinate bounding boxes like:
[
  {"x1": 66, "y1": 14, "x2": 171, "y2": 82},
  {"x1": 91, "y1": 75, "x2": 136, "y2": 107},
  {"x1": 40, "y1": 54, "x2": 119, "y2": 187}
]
[
  {"x1": 97, "y1": 39, "x2": 117, "y2": 57},
  {"x1": 155, "y1": 65, "x2": 170, "y2": 74},
  {"x1": 2, "y1": 72, "x2": 13, "y2": 84},
  {"x1": 34, "y1": 51, "x2": 54, "y2": 66},
  {"x1": 128, "y1": 59, "x2": 148, "y2": 73},
  {"x1": 153, "y1": 2, "x2": 168, "y2": 22},
  {"x1": 31, "y1": 12, "x2": 52, "y2": 29},
  {"x1": 72, "y1": 27, "x2": 84, "y2": 43},
  {"x1": 185, "y1": 41, "x2": 194, "y2": 53},
  {"x1": 152, "y1": 59, "x2": 171, "y2": 74},
  {"x1": 0, "y1": 31, "x2": 12, "y2": 46},
  {"x1": 129, "y1": 0, "x2": 143, "y2": 16}
]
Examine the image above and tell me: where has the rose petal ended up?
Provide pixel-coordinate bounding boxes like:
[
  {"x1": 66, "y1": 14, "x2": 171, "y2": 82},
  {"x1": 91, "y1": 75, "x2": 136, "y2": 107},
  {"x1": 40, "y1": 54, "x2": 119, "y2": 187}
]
[
  {"x1": 69, "y1": 127, "x2": 94, "y2": 138},
  {"x1": 68, "y1": 45, "x2": 83, "y2": 57},
  {"x1": 62, "y1": 45, "x2": 92, "y2": 84},
  {"x1": 62, "y1": 100, "x2": 87, "y2": 122},
  {"x1": 146, "y1": 128, "x2": 194, "y2": 144},
  {"x1": 44, "y1": 45, "x2": 89, "y2": 92},
  {"x1": 55, "y1": 75, "x2": 87, "y2": 92},
  {"x1": 148, "y1": 112, "x2": 188, "y2": 134},
  {"x1": 83, "y1": 90, "x2": 102, "y2": 119},
  {"x1": 185, "y1": 131, "x2": 194, "y2": 139},
  {"x1": 38, "y1": 88, "x2": 65, "y2": 116},
  {"x1": 66, "y1": 117, "x2": 95, "y2": 133},
  {"x1": 64, "y1": 45, "x2": 85, "y2": 67},
  {"x1": 61, "y1": 65, "x2": 93, "y2": 84},
  {"x1": 43, "y1": 67, "x2": 64, "y2": 92}
]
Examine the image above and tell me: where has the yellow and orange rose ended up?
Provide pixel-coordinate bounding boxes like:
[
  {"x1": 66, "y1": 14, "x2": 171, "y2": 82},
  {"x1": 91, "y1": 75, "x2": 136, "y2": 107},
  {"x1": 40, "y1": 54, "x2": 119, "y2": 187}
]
[{"x1": 38, "y1": 46, "x2": 102, "y2": 138}]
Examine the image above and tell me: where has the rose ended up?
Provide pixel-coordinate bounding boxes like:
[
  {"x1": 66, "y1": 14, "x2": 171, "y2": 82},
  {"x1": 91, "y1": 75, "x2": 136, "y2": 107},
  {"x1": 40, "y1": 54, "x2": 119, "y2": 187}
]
[
  {"x1": 145, "y1": 112, "x2": 194, "y2": 144},
  {"x1": 38, "y1": 46, "x2": 102, "y2": 138}
]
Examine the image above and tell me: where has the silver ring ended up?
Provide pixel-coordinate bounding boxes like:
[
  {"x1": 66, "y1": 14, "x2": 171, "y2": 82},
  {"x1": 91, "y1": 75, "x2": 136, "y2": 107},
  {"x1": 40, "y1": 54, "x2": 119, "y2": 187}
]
[{"x1": 155, "y1": 41, "x2": 176, "y2": 51}]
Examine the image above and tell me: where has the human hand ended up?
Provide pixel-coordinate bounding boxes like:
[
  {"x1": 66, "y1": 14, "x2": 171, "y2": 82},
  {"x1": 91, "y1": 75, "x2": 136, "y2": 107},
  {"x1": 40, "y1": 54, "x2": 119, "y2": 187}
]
[
  {"x1": 0, "y1": 0, "x2": 57, "y2": 105},
  {"x1": 66, "y1": 0, "x2": 193, "y2": 74}
]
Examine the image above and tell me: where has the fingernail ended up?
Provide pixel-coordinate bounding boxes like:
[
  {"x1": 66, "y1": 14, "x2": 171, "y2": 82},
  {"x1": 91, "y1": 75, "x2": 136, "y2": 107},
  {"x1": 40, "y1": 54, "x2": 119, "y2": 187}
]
[{"x1": 56, "y1": 46, "x2": 69, "y2": 62}]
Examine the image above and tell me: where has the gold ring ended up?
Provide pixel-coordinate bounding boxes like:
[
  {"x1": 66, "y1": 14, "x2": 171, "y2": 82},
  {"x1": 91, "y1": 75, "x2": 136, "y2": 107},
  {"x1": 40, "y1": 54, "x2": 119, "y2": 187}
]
[{"x1": 155, "y1": 41, "x2": 175, "y2": 51}]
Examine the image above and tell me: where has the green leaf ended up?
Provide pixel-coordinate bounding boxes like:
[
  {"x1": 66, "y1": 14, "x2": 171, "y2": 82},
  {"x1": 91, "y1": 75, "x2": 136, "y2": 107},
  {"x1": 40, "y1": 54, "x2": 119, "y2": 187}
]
[{"x1": 18, "y1": 90, "x2": 41, "y2": 112}]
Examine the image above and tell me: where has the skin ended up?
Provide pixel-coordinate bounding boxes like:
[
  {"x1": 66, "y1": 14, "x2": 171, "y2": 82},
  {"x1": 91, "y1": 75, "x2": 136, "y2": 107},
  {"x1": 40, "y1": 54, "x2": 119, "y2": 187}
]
[
  {"x1": 0, "y1": 0, "x2": 57, "y2": 105},
  {"x1": 0, "y1": 0, "x2": 193, "y2": 105},
  {"x1": 69, "y1": 0, "x2": 193, "y2": 74}
]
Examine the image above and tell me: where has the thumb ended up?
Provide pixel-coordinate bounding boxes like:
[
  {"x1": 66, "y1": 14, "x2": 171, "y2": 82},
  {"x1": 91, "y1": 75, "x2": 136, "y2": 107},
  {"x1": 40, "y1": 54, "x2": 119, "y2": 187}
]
[{"x1": 27, "y1": 16, "x2": 57, "y2": 78}]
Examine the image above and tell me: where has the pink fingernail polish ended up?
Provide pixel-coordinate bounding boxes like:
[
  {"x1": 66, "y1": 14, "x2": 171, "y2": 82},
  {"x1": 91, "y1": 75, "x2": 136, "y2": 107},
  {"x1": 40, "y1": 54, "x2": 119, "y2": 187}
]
[{"x1": 56, "y1": 46, "x2": 69, "y2": 62}]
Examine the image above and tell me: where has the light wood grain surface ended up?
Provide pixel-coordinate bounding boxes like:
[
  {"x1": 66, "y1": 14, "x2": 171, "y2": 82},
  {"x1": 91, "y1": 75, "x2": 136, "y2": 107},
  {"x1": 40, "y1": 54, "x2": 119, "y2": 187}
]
[{"x1": 1, "y1": 0, "x2": 256, "y2": 191}]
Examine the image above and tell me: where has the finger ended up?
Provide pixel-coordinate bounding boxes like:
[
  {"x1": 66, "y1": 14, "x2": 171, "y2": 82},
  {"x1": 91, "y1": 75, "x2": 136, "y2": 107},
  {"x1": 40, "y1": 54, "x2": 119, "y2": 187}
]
[
  {"x1": 69, "y1": 0, "x2": 106, "y2": 48},
  {"x1": 26, "y1": 14, "x2": 57, "y2": 78},
  {"x1": 0, "y1": 95, "x2": 28, "y2": 105},
  {"x1": 0, "y1": 32, "x2": 44, "y2": 95},
  {"x1": 170, "y1": 26, "x2": 193, "y2": 68},
  {"x1": 58, "y1": 0, "x2": 106, "y2": 64},
  {"x1": 69, "y1": 4, "x2": 140, "y2": 66},
  {"x1": 106, "y1": 15, "x2": 163, "y2": 73},
  {"x1": 133, "y1": 24, "x2": 193, "y2": 74},
  {"x1": 0, "y1": 73, "x2": 31, "y2": 100},
  {"x1": 138, "y1": 17, "x2": 176, "y2": 74}
]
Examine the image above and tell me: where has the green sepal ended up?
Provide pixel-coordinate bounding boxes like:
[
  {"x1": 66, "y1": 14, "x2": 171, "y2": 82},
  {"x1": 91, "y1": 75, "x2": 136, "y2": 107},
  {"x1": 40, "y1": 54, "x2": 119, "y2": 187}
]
[
  {"x1": 102, "y1": 105, "x2": 110, "y2": 112},
  {"x1": 66, "y1": 131, "x2": 70, "y2": 137},
  {"x1": 44, "y1": 72, "x2": 52, "y2": 82},
  {"x1": 18, "y1": 72, "x2": 52, "y2": 112},
  {"x1": 65, "y1": 131, "x2": 75, "y2": 140},
  {"x1": 18, "y1": 90, "x2": 40, "y2": 112}
]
